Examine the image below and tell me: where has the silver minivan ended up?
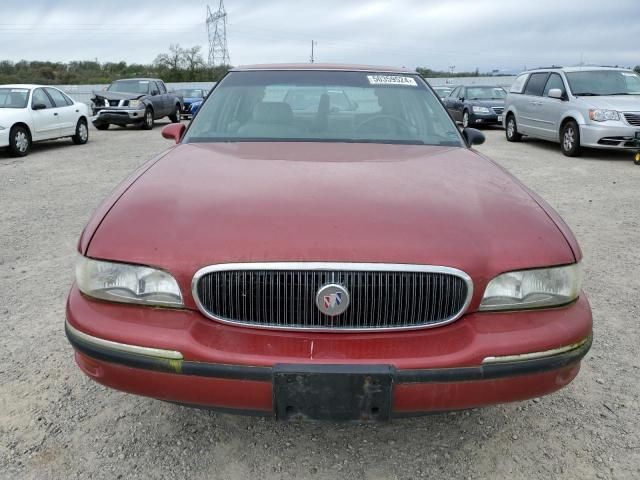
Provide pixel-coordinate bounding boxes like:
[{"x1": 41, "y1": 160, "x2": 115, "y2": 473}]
[{"x1": 503, "y1": 66, "x2": 640, "y2": 156}]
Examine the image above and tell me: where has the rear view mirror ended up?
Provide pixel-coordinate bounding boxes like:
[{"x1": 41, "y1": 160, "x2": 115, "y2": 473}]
[
  {"x1": 161, "y1": 123, "x2": 186, "y2": 143},
  {"x1": 548, "y1": 88, "x2": 564, "y2": 100},
  {"x1": 462, "y1": 128, "x2": 485, "y2": 146}
]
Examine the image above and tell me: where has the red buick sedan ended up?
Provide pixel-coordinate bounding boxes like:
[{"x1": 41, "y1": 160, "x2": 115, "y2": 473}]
[{"x1": 66, "y1": 64, "x2": 592, "y2": 421}]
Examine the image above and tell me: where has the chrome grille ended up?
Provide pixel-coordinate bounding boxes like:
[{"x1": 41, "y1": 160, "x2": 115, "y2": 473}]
[
  {"x1": 193, "y1": 263, "x2": 472, "y2": 331},
  {"x1": 623, "y1": 112, "x2": 640, "y2": 126},
  {"x1": 492, "y1": 107, "x2": 504, "y2": 115}
]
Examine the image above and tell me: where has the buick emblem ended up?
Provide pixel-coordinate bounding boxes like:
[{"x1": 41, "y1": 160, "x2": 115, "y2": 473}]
[{"x1": 315, "y1": 283, "x2": 350, "y2": 316}]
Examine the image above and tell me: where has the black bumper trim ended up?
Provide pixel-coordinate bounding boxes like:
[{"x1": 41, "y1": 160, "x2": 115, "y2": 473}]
[{"x1": 66, "y1": 323, "x2": 591, "y2": 385}]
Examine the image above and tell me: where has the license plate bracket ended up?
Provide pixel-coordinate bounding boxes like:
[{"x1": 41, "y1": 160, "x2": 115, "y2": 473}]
[{"x1": 273, "y1": 364, "x2": 394, "y2": 421}]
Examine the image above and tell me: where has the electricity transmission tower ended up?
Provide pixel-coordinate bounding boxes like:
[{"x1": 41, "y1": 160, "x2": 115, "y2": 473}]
[{"x1": 206, "y1": 1, "x2": 231, "y2": 66}]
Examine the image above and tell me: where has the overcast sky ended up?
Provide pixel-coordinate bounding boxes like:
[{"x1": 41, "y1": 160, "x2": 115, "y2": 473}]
[{"x1": 1, "y1": 0, "x2": 638, "y2": 73}]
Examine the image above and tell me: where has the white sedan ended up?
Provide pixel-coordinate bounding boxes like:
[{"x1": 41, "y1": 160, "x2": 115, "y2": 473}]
[{"x1": 0, "y1": 84, "x2": 91, "y2": 157}]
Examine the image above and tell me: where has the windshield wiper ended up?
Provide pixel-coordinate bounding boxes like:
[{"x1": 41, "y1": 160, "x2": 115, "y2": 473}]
[
  {"x1": 574, "y1": 93, "x2": 602, "y2": 96},
  {"x1": 607, "y1": 92, "x2": 637, "y2": 95}
]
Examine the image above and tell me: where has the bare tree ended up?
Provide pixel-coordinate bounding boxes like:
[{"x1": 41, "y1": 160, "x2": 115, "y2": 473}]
[
  {"x1": 153, "y1": 44, "x2": 184, "y2": 72},
  {"x1": 183, "y1": 46, "x2": 205, "y2": 77}
]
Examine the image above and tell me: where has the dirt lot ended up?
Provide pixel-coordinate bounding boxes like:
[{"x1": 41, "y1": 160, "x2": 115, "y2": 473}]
[{"x1": 1, "y1": 122, "x2": 639, "y2": 480}]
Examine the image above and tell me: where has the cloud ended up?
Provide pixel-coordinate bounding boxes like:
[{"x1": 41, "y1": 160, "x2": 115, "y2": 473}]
[{"x1": 0, "y1": 0, "x2": 638, "y2": 72}]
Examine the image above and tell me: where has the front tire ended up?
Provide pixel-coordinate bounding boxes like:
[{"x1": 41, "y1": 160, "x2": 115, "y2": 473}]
[
  {"x1": 169, "y1": 104, "x2": 181, "y2": 123},
  {"x1": 72, "y1": 119, "x2": 89, "y2": 145},
  {"x1": 560, "y1": 120, "x2": 581, "y2": 157},
  {"x1": 9, "y1": 125, "x2": 31, "y2": 157},
  {"x1": 141, "y1": 108, "x2": 154, "y2": 130},
  {"x1": 94, "y1": 123, "x2": 110, "y2": 131},
  {"x1": 505, "y1": 114, "x2": 522, "y2": 142},
  {"x1": 462, "y1": 110, "x2": 470, "y2": 129}
]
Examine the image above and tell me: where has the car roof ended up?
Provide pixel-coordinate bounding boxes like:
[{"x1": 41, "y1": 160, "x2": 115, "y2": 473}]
[
  {"x1": 523, "y1": 66, "x2": 634, "y2": 74},
  {"x1": 0, "y1": 84, "x2": 51, "y2": 89},
  {"x1": 232, "y1": 63, "x2": 413, "y2": 74},
  {"x1": 113, "y1": 78, "x2": 163, "y2": 82}
]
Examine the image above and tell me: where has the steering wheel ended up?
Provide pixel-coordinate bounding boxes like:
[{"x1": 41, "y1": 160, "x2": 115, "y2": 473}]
[{"x1": 355, "y1": 114, "x2": 412, "y2": 134}]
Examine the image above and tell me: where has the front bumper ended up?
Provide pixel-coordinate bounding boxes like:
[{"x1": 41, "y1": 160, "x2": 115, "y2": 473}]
[
  {"x1": 580, "y1": 122, "x2": 640, "y2": 150},
  {"x1": 65, "y1": 287, "x2": 592, "y2": 419},
  {"x1": 92, "y1": 108, "x2": 145, "y2": 125},
  {"x1": 469, "y1": 111, "x2": 503, "y2": 126}
]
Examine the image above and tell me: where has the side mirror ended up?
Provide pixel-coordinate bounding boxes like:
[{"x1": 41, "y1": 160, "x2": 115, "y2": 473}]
[
  {"x1": 151, "y1": 90, "x2": 159, "y2": 96},
  {"x1": 462, "y1": 127, "x2": 485, "y2": 146},
  {"x1": 459, "y1": 97, "x2": 465, "y2": 102},
  {"x1": 548, "y1": 88, "x2": 564, "y2": 100},
  {"x1": 32, "y1": 103, "x2": 47, "y2": 110},
  {"x1": 161, "y1": 123, "x2": 186, "y2": 143}
]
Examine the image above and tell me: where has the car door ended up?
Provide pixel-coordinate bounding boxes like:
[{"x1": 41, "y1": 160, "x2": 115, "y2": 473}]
[
  {"x1": 445, "y1": 87, "x2": 461, "y2": 121},
  {"x1": 535, "y1": 73, "x2": 568, "y2": 140},
  {"x1": 518, "y1": 72, "x2": 549, "y2": 136},
  {"x1": 156, "y1": 81, "x2": 170, "y2": 116},
  {"x1": 45, "y1": 87, "x2": 77, "y2": 135},
  {"x1": 29, "y1": 88, "x2": 60, "y2": 140},
  {"x1": 452, "y1": 87, "x2": 465, "y2": 121}
]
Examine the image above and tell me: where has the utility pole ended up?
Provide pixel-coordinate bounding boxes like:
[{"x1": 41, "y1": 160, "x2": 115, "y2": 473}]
[
  {"x1": 310, "y1": 40, "x2": 317, "y2": 64},
  {"x1": 206, "y1": 0, "x2": 231, "y2": 67},
  {"x1": 448, "y1": 65, "x2": 456, "y2": 76}
]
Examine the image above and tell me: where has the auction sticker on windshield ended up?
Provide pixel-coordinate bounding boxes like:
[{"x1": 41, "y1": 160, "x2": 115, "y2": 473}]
[{"x1": 367, "y1": 75, "x2": 417, "y2": 87}]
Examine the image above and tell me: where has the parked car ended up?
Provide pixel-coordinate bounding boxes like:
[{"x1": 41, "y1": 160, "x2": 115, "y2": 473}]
[
  {"x1": 188, "y1": 99, "x2": 204, "y2": 117},
  {"x1": 173, "y1": 88, "x2": 207, "y2": 118},
  {"x1": 504, "y1": 66, "x2": 640, "y2": 156},
  {"x1": 443, "y1": 85, "x2": 507, "y2": 128},
  {"x1": 91, "y1": 78, "x2": 182, "y2": 130},
  {"x1": 432, "y1": 86, "x2": 453, "y2": 100},
  {"x1": 0, "y1": 84, "x2": 90, "y2": 157},
  {"x1": 66, "y1": 64, "x2": 591, "y2": 421}
]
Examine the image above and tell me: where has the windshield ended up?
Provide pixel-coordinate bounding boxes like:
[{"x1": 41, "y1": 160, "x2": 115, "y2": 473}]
[
  {"x1": 566, "y1": 70, "x2": 640, "y2": 95},
  {"x1": 0, "y1": 88, "x2": 29, "y2": 108},
  {"x1": 175, "y1": 89, "x2": 205, "y2": 98},
  {"x1": 185, "y1": 71, "x2": 463, "y2": 147},
  {"x1": 466, "y1": 87, "x2": 507, "y2": 100},
  {"x1": 108, "y1": 80, "x2": 151, "y2": 94}
]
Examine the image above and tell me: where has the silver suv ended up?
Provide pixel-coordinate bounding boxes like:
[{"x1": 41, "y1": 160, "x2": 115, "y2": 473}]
[{"x1": 503, "y1": 66, "x2": 640, "y2": 156}]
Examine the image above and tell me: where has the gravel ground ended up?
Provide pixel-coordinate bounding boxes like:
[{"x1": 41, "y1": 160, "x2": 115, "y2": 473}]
[{"x1": 1, "y1": 122, "x2": 639, "y2": 480}]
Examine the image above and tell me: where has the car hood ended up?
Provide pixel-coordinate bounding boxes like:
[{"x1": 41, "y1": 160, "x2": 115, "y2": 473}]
[
  {"x1": 576, "y1": 95, "x2": 640, "y2": 111},
  {"x1": 92, "y1": 91, "x2": 145, "y2": 101},
  {"x1": 469, "y1": 99, "x2": 505, "y2": 107},
  {"x1": 86, "y1": 142, "x2": 576, "y2": 307}
]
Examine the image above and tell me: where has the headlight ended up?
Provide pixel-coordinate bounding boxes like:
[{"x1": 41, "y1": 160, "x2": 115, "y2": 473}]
[
  {"x1": 75, "y1": 257, "x2": 183, "y2": 307},
  {"x1": 472, "y1": 106, "x2": 491, "y2": 114},
  {"x1": 589, "y1": 109, "x2": 619, "y2": 122},
  {"x1": 128, "y1": 99, "x2": 142, "y2": 108},
  {"x1": 479, "y1": 263, "x2": 581, "y2": 311}
]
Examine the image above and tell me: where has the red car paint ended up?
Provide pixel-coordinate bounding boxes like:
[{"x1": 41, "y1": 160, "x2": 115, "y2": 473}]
[{"x1": 67, "y1": 65, "x2": 592, "y2": 418}]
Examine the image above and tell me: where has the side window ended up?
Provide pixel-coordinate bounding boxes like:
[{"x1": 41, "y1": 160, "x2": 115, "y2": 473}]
[
  {"x1": 62, "y1": 91, "x2": 75, "y2": 106},
  {"x1": 31, "y1": 88, "x2": 54, "y2": 109},
  {"x1": 158, "y1": 81, "x2": 167, "y2": 94},
  {"x1": 543, "y1": 73, "x2": 566, "y2": 97},
  {"x1": 509, "y1": 74, "x2": 529, "y2": 93},
  {"x1": 524, "y1": 73, "x2": 549, "y2": 96},
  {"x1": 45, "y1": 88, "x2": 70, "y2": 107},
  {"x1": 458, "y1": 87, "x2": 466, "y2": 99},
  {"x1": 450, "y1": 87, "x2": 460, "y2": 98}
]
